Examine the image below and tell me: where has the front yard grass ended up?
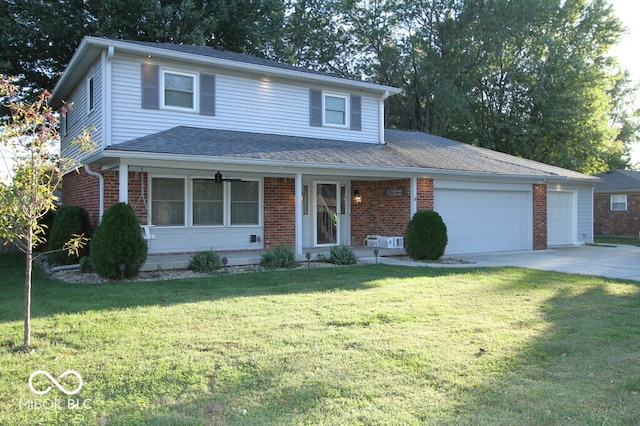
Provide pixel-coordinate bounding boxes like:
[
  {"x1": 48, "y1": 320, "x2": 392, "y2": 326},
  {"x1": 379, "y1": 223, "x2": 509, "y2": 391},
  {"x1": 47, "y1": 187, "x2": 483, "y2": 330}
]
[
  {"x1": 1, "y1": 253, "x2": 639, "y2": 425},
  {"x1": 594, "y1": 235, "x2": 640, "y2": 247}
]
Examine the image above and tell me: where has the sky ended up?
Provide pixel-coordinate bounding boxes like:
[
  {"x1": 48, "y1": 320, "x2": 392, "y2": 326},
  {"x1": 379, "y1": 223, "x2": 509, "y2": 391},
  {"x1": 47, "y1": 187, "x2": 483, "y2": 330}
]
[{"x1": 609, "y1": 0, "x2": 640, "y2": 167}]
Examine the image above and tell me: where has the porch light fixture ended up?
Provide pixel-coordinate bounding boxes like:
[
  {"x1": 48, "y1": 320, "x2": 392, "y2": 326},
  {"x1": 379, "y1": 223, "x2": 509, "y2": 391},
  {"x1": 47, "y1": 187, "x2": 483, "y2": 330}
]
[{"x1": 354, "y1": 190, "x2": 362, "y2": 204}]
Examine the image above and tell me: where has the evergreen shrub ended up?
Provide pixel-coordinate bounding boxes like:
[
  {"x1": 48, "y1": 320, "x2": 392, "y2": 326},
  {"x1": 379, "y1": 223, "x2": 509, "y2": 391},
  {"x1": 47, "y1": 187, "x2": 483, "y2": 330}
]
[
  {"x1": 188, "y1": 250, "x2": 222, "y2": 273},
  {"x1": 260, "y1": 243, "x2": 297, "y2": 269},
  {"x1": 328, "y1": 244, "x2": 358, "y2": 265},
  {"x1": 47, "y1": 206, "x2": 92, "y2": 265},
  {"x1": 90, "y1": 202, "x2": 147, "y2": 279},
  {"x1": 405, "y1": 210, "x2": 448, "y2": 260}
]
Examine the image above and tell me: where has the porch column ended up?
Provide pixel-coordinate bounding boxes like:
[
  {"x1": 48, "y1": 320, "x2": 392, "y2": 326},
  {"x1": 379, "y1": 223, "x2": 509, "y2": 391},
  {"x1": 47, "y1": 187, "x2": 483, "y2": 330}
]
[
  {"x1": 295, "y1": 173, "x2": 303, "y2": 256},
  {"x1": 410, "y1": 177, "x2": 418, "y2": 217},
  {"x1": 119, "y1": 163, "x2": 128, "y2": 203}
]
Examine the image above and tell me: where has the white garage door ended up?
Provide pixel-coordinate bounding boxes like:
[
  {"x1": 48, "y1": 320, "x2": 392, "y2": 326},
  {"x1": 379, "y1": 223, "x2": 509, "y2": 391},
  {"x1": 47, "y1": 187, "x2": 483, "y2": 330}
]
[
  {"x1": 434, "y1": 189, "x2": 531, "y2": 254},
  {"x1": 547, "y1": 191, "x2": 575, "y2": 246}
]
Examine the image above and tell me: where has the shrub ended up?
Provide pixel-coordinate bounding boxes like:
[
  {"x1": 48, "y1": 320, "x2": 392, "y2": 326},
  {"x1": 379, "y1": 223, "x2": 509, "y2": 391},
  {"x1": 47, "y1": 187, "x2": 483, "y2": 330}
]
[
  {"x1": 79, "y1": 257, "x2": 93, "y2": 273},
  {"x1": 328, "y1": 244, "x2": 358, "y2": 265},
  {"x1": 188, "y1": 250, "x2": 222, "y2": 273},
  {"x1": 35, "y1": 209, "x2": 56, "y2": 252},
  {"x1": 405, "y1": 210, "x2": 448, "y2": 260},
  {"x1": 260, "y1": 243, "x2": 297, "y2": 269},
  {"x1": 90, "y1": 202, "x2": 147, "y2": 279},
  {"x1": 47, "y1": 206, "x2": 93, "y2": 265}
]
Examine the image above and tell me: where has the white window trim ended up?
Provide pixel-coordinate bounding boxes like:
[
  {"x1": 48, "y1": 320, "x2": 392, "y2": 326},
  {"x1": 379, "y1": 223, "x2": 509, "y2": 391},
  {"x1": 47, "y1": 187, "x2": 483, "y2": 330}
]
[
  {"x1": 87, "y1": 74, "x2": 95, "y2": 115},
  {"x1": 190, "y1": 178, "x2": 225, "y2": 228},
  {"x1": 228, "y1": 179, "x2": 262, "y2": 227},
  {"x1": 160, "y1": 69, "x2": 198, "y2": 112},
  {"x1": 150, "y1": 175, "x2": 188, "y2": 228},
  {"x1": 322, "y1": 92, "x2": 349, "y2": 128},
  {"x1": 610, "y1": 194, "x2": 627, "y2": 211}
]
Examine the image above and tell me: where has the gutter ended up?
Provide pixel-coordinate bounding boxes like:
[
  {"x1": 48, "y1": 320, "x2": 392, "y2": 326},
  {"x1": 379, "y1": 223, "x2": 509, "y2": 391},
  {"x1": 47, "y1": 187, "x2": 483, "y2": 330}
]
[
  {"x1": 379, "y1": 91, "x2": 390, "y2": 144},
  {"x1": 84, "y1": 166, "x2": 104, "y2": 222}
]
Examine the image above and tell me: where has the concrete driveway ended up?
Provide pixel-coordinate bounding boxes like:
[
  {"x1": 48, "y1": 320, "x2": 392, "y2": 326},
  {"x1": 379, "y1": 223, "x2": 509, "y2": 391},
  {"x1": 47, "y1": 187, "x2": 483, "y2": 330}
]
[
  {"x1": 373, "y1": 244, "x2": 640, "y2": 281},
  {"x1": 449, "y1": 245, "x2": 640, "y2": 281}
]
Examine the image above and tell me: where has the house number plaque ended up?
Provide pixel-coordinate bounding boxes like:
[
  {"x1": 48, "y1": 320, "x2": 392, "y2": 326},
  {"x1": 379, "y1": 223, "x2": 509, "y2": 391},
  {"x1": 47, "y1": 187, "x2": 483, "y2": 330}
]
[{"x1": 386, "y1": 186, "x2": 404, "y2": 196}]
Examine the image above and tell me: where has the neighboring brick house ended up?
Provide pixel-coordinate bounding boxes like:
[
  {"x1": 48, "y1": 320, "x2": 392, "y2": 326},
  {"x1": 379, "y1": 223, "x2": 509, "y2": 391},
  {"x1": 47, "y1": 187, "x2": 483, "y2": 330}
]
[
  {"x1": 50, "y1": 37, "x2": 598, "y2": 256},
  {"x1": 593, "y1": 169, "x2": 640, "y2": 237}
]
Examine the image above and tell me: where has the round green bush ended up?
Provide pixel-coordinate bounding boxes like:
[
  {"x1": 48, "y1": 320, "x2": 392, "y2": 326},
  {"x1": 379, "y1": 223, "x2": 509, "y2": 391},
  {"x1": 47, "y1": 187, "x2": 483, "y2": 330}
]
[
  {"x1": 260, "y1": 243, "x2": 297, "y2": 269},
  {"x1": 90, "y1": 202, "x2": 147, "y2": 279},
  {"x1": 47, "y1": 206, "x2": 93, "y2": 265},
  {"x1": 189, "y1": 250, "x2": 222, "y2": 273},
  {"x1": 405, "y1": 210, "x2": 448, "y2": 260}
]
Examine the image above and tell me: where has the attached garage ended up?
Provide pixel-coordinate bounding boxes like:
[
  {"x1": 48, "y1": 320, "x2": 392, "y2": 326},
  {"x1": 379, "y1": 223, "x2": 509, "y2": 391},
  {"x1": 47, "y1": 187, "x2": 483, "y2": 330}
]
[
  {"x1": 547, "y1": 191, "x2": 576, "y2": 246},
  {"x1": 434, "y1": 182, "x2": 532, "y2": 255}
]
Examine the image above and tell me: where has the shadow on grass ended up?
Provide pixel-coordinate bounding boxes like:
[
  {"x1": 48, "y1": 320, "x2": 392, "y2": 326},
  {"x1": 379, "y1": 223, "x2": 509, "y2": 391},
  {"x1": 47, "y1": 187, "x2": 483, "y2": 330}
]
[
  {"x1": 462, "y1": 278, "x2": 640, "y2": 424},
  {"x1": 0, "y1": 252, "x2": 476, "y2": 324}
]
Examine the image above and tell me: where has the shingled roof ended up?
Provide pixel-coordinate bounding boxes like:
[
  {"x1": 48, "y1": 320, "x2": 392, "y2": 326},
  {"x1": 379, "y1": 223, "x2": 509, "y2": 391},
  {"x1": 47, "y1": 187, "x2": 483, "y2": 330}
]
[
  {"x1": 593, "y1": 169, "x2": 640, "y2": 192},
  {"x1": 106, "y1": 126, "x2": 595, "y2": 182}
]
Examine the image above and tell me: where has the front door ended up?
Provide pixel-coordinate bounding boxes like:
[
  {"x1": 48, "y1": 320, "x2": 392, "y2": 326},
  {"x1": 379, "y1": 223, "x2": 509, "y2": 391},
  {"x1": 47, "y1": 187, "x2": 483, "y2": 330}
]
[{"x1": 314, "y1": 182, "x2": 339, "y2": 246}]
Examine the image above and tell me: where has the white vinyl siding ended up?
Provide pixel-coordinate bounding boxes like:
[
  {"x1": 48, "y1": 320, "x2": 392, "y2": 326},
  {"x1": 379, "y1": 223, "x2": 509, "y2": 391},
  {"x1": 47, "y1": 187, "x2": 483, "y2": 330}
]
[
  {"x1": 110, "y1": 56, "x2": 380, "y2": 145},
  {"x1": 60, "y1": 59, "x2": 103, "y2": 161}
]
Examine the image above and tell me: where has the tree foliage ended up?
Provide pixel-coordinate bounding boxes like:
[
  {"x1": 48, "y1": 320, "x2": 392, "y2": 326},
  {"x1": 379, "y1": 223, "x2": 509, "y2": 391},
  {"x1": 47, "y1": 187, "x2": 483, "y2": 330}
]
[
  {"x1": 2, "y1": 0, "x2": 638, "y2": 173},
  {"x1": 0, "y1": 76, "x2": 94, "y2": 348}
]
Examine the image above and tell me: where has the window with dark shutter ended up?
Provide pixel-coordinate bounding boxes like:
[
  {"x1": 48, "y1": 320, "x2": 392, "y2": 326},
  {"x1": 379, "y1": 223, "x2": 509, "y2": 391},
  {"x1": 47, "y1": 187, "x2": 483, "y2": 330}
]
[
  {"x1": 141, "y1": 64, "x2": 160, "y2": 110},
  {"x1": 350, "y1": 95, "x2": 361, "y2": 131},
  {"x1": 200, "y1": 74, "x2": 216, "y2": 116},
  {"x1": 309, "y1": 89, "x2": 322, "y2": 127}
]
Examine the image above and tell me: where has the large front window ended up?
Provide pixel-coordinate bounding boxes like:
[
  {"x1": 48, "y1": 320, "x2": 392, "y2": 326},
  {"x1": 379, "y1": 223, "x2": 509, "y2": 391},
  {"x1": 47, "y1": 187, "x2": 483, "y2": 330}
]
[
  {"x1": 231, "y1": 181, "x2": 259, "y2": 225},
  {"x1": 193, "y1": 179, "x2": 223, "y2": 226},
  {"x1": 152, "y1": 178, "x2": 185, "y2": 226},
  {"x1": 163, "y1": 71, "x2": 195, "y2": 109}
]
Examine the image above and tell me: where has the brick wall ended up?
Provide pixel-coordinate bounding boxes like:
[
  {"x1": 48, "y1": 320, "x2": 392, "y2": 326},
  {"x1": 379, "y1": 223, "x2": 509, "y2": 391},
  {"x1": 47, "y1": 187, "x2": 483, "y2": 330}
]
[
  {"x1": 263, "y1": 177, "x2": 296, "y2": 248},
  {"x1": 532, "y1": 183, "x2": 547, "y2": 250},
  {"x1": 417, "y1": 178, "x2": 434, "y2": 211},
  {"x1": 62, "y1": 167, "x2": 149, "y2": 228},
  {"x1": 62, "y1": 166, "x2": 101, "y2": 227},
  {"x1": 594, "y1": 193, "x2": 640, "y2": 236},
  {"x1": 351, "y1": 179, "x2": 415, "y2": 246}
]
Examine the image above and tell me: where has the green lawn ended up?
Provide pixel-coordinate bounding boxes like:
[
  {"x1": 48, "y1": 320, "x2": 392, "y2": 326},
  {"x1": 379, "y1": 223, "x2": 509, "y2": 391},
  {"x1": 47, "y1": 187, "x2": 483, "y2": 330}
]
[
  {"x1": 1, "y1": 254, "x2": 639, "y2": 425},
  {"x1": 594, "y1": 235, "x2": 640, "y2": 247}
]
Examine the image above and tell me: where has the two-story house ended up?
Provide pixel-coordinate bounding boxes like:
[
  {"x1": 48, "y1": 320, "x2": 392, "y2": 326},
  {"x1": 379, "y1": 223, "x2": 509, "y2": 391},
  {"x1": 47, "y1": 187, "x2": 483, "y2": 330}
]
[{"x1": 50, "y1": 36, "x2": 598, "y2": 258}]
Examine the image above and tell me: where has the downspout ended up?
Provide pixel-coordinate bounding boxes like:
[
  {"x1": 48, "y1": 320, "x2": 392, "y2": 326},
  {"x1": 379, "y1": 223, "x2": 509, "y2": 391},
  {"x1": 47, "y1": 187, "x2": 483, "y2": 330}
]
[
  {"x1": 104, "y1": 46, "x2": 114, "y2": 147},
  {"x1": 85, "y1": 166, "x2": 104, "y2": 222},
  {"x1": 379, "y1": 90, "x2": 390, "y2": 144}
]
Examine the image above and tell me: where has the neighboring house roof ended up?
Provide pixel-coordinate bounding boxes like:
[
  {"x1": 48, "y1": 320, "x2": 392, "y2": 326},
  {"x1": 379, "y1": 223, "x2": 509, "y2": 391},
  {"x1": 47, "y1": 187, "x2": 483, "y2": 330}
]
[
  {"x1": 102, "y1": 126, "x2": 597, "y2": 182},
  {"x1": 50, "y1": 37, "x2": 400, "y2": 108},
  {"x1": 593, "y1": 169, "x2": 640, "y2": 192}
]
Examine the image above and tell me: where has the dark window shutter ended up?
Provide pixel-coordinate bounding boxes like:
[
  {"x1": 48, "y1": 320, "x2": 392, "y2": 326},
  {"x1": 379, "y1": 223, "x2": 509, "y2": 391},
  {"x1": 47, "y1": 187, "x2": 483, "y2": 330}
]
[
  {"x1": 309, "y1": 89, "x2": 322, "y2": 127},
  {"x1": 141, "y1": 64, "x2": 159, "y2": 110},
  {"x1": 200, "y1": 73, "x2": 216, "y2": 116},
  {"x1": 350, "y1": 95, "x2": 361, "y2": 131}
]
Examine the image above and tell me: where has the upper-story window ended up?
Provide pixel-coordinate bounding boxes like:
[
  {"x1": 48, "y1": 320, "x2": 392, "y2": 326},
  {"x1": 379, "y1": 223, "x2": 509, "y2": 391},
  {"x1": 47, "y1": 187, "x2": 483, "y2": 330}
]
[
  {"x1": 611, "y1": 194, "x2": 627, "y2": 211},
  {"x1": 162, "y1": 71, "x2": 196, "y2": 110},
  {"x1": 309, "y1": 89, "x2": 361, "y2": 131},
  {"x1": 142, "y1": 65, "x2": 215, "y2": 115},
  {"x1": 324, "y1": 94, "x2": 348, "y2": 127},
  {"x1": 87, "y1": 76, "x2": 95, "y2": 113}
]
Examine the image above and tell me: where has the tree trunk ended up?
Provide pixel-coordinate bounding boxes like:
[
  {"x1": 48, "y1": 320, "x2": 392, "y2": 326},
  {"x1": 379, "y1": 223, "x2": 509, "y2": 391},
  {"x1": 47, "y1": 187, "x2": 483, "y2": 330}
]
[{"x1": 24, "y1": 226, "x2": 32, "y2": 349}]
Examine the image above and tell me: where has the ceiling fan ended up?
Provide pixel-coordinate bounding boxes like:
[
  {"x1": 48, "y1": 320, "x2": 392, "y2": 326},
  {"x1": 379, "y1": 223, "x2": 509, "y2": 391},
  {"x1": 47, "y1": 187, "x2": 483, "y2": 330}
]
[{"x1": 214, "y1": 171, "x2": 243, "y2": 183}]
